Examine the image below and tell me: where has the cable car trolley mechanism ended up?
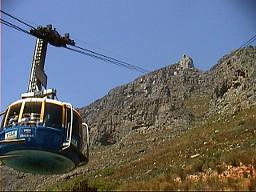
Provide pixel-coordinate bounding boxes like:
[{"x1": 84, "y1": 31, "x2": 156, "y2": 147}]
[{"x1": 0, "y1": 25, "x2": 90, "y2": 174}]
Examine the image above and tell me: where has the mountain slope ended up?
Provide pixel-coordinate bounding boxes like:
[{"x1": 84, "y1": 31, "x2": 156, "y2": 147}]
[{"x1": 47, "y1": 103, "x2": 256, "y2": 191}]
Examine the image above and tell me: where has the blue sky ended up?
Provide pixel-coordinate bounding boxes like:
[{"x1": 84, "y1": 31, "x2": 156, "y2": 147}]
[{"x1": 1, "y1": 0, "x2": 256, "y2": 110}]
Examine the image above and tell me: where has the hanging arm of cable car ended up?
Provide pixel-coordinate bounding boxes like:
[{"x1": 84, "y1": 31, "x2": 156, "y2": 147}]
[{"x1": 22, "y1": 25, "x2": 76, "y2": 100}]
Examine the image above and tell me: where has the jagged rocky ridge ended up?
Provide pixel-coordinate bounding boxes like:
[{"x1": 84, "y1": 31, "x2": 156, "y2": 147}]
[{"x1": 79, "y1": 46, "x2": 256, "y2": 146}]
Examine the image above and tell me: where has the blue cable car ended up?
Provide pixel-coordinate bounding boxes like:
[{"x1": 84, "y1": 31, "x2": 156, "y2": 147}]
[
  {"x1": 0, "y1": 98, "x2": 89, "y2": 174},
  {"x1": 0, "y1": 25, "x2": 89, "y2": 174}
]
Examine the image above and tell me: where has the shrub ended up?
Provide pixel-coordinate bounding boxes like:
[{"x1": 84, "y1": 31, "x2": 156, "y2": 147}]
[
  {"x1": 220, "y1": 150, "x2": 256, "y2": 166},
  {"x1": 183, "y1": 159, "x2": 204, "y2": 175},
  {"x1": 101, "y1": 167, "x2": 115, "y2": 177},
  {"x1": 249, "y1": 178, "x2": 256, "y2": 191},
  {"x1": 46, "y1": 177, "x2": 97, "y2": 192}
]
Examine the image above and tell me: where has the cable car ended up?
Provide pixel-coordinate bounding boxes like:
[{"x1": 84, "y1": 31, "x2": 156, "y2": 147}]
[
  {"x1": 0, "y1": 25, "x2": 89, "y2": 174},
  {"x1": 0, "y1": 98, "x2": 89, "y2": 174}
]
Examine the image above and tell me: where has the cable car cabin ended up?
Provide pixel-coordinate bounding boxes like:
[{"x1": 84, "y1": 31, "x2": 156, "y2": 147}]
[{"x1": 0, "y1": 98, "x2": 89, "y2": 174}]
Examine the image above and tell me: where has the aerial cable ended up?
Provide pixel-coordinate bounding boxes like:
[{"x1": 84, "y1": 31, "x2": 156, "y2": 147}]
[
  {"x1": 244, "y1": 34, "x2": 256, "y2": 45},
  {"x1": 0, "y1": 18, "x2": 32, "y2": 36},
  {"x1": 223, "y1": 33, "x2": 256, "y2": 68},
  {"x1": 66, "y1": 46, "x2": 147, "y2": 73},
  {"x1": 237, "y1": 33, "x2": 256, "y2": 50},
  {"x1": 0, "y1": 9, "x2": 36, "y2": 29},
  {"x1": 66, "y1": 46, "x2": 114, "y2": 63},
  {"x1": 0, "y1": 19, "x2": 30, "y2": 35},
  {"x1": 71, "y1": 45, "x2": 149, "y2": 73}
]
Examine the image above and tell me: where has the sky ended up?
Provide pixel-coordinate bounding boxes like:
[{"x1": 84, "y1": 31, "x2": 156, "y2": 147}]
[{"x1": 1, "y1": 0, "x2": 256, "y2": 111}]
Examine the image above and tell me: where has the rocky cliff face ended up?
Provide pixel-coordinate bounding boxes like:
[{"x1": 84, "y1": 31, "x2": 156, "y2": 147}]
[
  {"x1": 79, "y1": 58, "x2": 203, "y2": 146},
  {"x1": 209, "y1": 46, "x2": 256, "y2": 114},
  {"x1": 79, "y1": 46, "x2": 256, "y2": 146}
]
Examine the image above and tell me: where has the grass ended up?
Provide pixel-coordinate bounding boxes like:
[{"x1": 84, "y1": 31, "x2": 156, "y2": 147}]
[
  {"x1": 45, "y1": 176, "x2": 96, "y2": 191},
  {"x1": 45, "y1": 105, "x2": 256, "y2": 191},
  {"x1": 45, "y1": 167, "x2": 117, "y2": 191}
]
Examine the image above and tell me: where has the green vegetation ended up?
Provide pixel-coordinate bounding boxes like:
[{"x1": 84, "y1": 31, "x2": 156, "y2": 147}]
[
  {"x1": 45, "y1": 167, "x2": 118, "y2": 191},
  {"x1": 45, "y1": 106, "x2": 256, "y2": 191},
  {"x1": 46, "y1": 176, "x2": 95, "y2": 191},
  {"x1": 45, "y1": 176, "x2": 113, "y2": 191}
]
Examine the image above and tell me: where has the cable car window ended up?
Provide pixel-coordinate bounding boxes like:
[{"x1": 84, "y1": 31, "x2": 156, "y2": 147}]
[
  {"x1": 1, "y1": 111, "x2": 7, "y2": 129},
  {"x1": 66, "y1": 107, "x2": 71, "y2": 128},
  {"x1": 44, "y1": 103, "x2": 62, "y2": 128},
  {"x1": 21, "y1": 102, "x2": 41, "y2": 125},
  {"x1": 65, "y1": 108, "x2": 80, "y2": 136},
  {"x1": 6, "y1": 103, "x2": 22, "y2": 127},
  {"x1": 72, "y1": 112, "x2": 81, "y2": 137}
]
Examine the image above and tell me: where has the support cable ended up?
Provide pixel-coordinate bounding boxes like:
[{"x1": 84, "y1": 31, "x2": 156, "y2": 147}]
[
  {"x1": 71, "y1": 45, "x2": 149, "y2": 73},
  {"x1": 0, "y1": 9, "x2": 36, "y2": 29},
  {"x1": 0, "y1": 18, "x2": 32, "y2": 36}
]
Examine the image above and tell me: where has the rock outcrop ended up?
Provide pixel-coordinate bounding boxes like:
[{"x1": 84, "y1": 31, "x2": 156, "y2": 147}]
[{"x1": 179, "y1": 54, "x2": 194, "y2": 69}]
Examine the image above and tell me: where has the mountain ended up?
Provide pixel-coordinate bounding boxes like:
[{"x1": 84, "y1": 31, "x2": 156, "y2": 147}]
[
  {"x1": 1, "y1": 46, "x2": 256, "y2": 191},
  {"x1": 79, "y1": 54, "x2": 205, "y2": 146},
  {"x1": 78, "y1": 46, "x2": 256, "y2": 147}
]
